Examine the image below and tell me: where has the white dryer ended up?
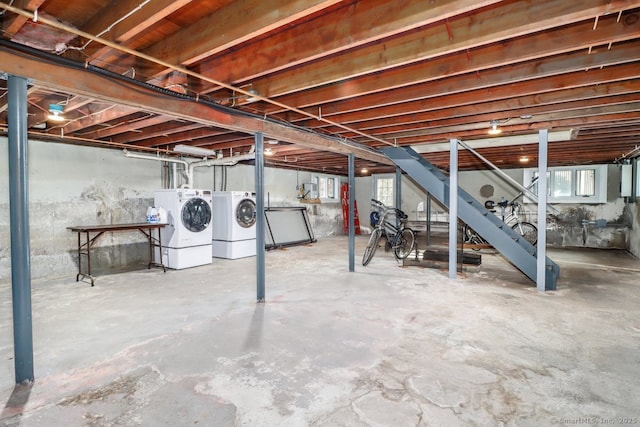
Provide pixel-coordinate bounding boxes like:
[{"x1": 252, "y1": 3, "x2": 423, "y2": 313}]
[
  {"x1": 212, "y1": 191, "x2": 257, "y2": 259},
  {"x1": 154, "y1": 188, "x2": 212, "y2": 269}
]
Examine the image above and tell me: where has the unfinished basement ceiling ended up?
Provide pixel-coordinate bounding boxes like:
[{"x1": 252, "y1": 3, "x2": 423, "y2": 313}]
[{"x1": 1, "y1": 0, "x2": 640, "y2": 175}]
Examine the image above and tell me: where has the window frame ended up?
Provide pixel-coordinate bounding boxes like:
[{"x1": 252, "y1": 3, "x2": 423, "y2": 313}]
[
  {"x1": 523, "y1": 164, "x2": 607, "y2": 204},
  {"x1": 372, "y1": 173, "x2": 396, "y2": 207},
  {"x1": 312, "y1": 173, "x2": 340, "y2": 203}
]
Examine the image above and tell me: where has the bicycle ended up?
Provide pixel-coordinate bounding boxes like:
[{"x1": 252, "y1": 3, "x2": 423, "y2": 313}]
[
  {"x1": 362, "y1": 199, "x2": 416, "y2": 266},
  {"x1": 464, "y1": 191, "x2": 538, "y2": 248}
]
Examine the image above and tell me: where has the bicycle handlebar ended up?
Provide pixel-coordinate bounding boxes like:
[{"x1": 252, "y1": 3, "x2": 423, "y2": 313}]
[{"x1": 370, "y1": 199, "x2": 408, "y2": 220}]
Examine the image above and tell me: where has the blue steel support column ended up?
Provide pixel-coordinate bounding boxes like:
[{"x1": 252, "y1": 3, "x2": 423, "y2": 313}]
[
  {"x1": 395, "y1": 167, "x2": 402, "y2": 209},
  {"x1": 536, "y1": 130, "x2": 549, "y2": 292},
  {"x1": 448, "y1": 139, "x2": 458, "y2": 279},
  {"x1": 426, "y1": 193, "x2": 432, "y2": 246},
  {"x1": 348, "y1": 154, "x2": 355, "y2": 272},
  {"x1": 8, "y1": 74, "x2": 34, "y2": 383},
  {"x1": 254, "y1": 133, "x2": 266, "y2": 302},
  {"x1": 395, "y1": 167, "x2": 402, "y2": 230}
]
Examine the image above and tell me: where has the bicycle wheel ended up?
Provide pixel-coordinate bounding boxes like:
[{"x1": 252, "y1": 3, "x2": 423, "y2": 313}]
[
  {"x1": 362, "y1": 227, "x2": 383, "y2": 266},
  {"x1": 393, "y1": 228, "x2": 415, "y2": 260},
  {"x1": 512, "y1": 221, "x2": 537, "y2": 246},
  {"x1": 464, "y1": 224, "x2": 486, "y2": 250}
]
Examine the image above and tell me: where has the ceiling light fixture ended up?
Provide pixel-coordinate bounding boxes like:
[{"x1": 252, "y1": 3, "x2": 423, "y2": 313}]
[
  {"x1": 519, "y1": 155, "x2": 530, "y2": 163},
  {"x1": 47, "y1": 104, "x2": 65, "y2": 122},
  {"x1": 488, "y1": 120, "x2": 502, "y2": 135},
  {"x1": 173, "y1": 144, "x2": 217, "y2": 157},
  {"x1": 264, "y1": 147, "x2": 276, "y2": 156},
  {"x1": 246, "y1": 88, "x2": 260, "y2": 103},
  {"x1": 361, "y1": 168, "x2": 369, "y2": 174}
]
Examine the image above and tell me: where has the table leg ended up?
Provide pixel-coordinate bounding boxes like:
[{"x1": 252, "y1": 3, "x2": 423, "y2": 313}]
[
  {"x1": 76, "y1": 232, "x2": 81, "y2": 282},
  {"x1": 75, "y1": 231, "x2": 95, "y2": 286},
  {"x1": 142, "y1": 227, "x2": 166, "y2": 272}
]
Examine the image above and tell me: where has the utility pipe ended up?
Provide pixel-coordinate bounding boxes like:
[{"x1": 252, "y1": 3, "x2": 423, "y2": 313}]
[
  {"x1": 123, "y1": 149, "x2": 189, "y2": 188},
  {"x1": 123, "y1": 148, "x2": 255, "y2": 188},
  {"x1": 187, "y1": 153, "x2": 256, "y2": 187}
]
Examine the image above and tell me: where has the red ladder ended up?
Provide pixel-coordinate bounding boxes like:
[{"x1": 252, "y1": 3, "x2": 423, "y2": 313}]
[{"x1": 341, "y1": 183, "x2": 361, "y2": 234}]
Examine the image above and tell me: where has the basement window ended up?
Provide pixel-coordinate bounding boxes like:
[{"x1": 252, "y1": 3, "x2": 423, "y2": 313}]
[
  {"x1": 373, "y1": 174, "x2": 395, "y2": 207},
  {"x1": 313, "y1": 174, "x2": 339, "y2": 202},
  {"x1": 523, "y1": 165, "x2": 607, "y2": 204}
]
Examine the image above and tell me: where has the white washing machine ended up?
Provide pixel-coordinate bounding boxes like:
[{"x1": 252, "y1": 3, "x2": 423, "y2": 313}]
[
  {"x1": 212, "y1": 191, "x2": 257, "y2": 259},
  {"x1": 154, "y1": 188, "x2": 213, "y2": 269}
]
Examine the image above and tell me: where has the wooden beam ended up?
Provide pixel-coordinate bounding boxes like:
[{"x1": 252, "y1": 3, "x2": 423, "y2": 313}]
[
  {"x1": 0, "y1": 46, "x2": 391, "y2": 165},
  {"x1": 326, "y1": 82, "x2": 640, "y2": 135},
  {"x1": 79, "y1": 115, "x2": 181, "y2": 140},
  {"x1": 250, "y1": 9, "x2": 640, "y2": 115},
  {"x1": 294, "y1": 33, "x2": 640, "y2": 120},
  {"x1": 59, "y1": 104, "x2": 139, "y2": 134},
  {"x1": 82, "y1": 0, "x2": 193, "y2": 62},
  {"x1": 242, "y1": 0, "x2": 640, "y2": 98},
  {"x1": 311, "y1": 63, "x2": 640, "y2": 127},
  {"x1": 192, "y1": 0, "x2": 501, "y2": 88},
  {"x1": 141, "y1": 0, "x2": 343, "y2": 77},
  {"x1": 119, "y1": 126, "x2": 226, "y2": 147},
  {"x1": 1, "y1": 0, "x2": 45, "y2": 37}
]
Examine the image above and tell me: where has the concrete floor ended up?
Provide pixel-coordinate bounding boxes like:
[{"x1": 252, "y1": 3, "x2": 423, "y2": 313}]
[{"x1": 1, "y1": 235, "x2": 639, "y2": 426}]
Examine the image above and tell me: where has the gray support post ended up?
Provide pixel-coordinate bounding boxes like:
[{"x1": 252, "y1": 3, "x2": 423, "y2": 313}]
[
  {"x1": 8, "y1": 74, "x2": 34, "y2": 383},
  {"x1": 395, "y1": 167, "x2": 402, "y2": 209},
  {"x1": 536, "y1": 130, "x2": 549, "y2": 292},
  {"x1": 254, "y1": 132, "x2": 266, "y2": 302},
  {"x1": 448, "y1": 139, "x2": 458, "y2": 279},
  {"x1": 348, "y1": 154, "x2": 355, "y2": 272},
  {"x1": 395, "y1": 167, "x2": 402, "y2": 230},
  {"x1": 426, "y1": 193, "x2": 431, "y2": 246}
]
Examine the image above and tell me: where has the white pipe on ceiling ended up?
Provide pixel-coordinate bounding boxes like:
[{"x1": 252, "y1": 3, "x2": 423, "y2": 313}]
[{"x1": 123, "y1": 148, "x2": 256, "y2": 188}]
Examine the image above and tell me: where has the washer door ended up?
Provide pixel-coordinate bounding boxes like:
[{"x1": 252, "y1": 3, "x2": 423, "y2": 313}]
[
  {"x1": 236, "y1": 198, "x2": 257, "y2": 228},
  {"x1": 182, "y1": 197, "x2": 212, "y2": 232}
]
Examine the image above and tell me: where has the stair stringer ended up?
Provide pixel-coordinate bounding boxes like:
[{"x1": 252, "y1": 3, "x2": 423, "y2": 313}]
[{"x1": 381, "y1": 147, "x2": 559, "y2": 290}]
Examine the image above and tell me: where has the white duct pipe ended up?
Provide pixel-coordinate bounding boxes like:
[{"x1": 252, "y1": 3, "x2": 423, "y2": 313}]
[
  {"x1": 187, "y1": 152, "x2": 256, "y2": 185},
  {"x1": 124, "y1": 149, "x2": 255, "y2": 189},
  {"x1": 123, "y1": 149, "x2": 189, "y2": 188}
]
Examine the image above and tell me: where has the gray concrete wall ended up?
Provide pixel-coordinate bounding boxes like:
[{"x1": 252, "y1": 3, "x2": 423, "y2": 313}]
[
  {"x1": 0, "y1": 138, "x2": 163, "y2": 284},
  {"x1": 356, "y1": 165, "x2": 632, "y2": 250},
  {"x1": 2, "y1": 137, "x2": 635, "y2": 286},
  {"x1": 0, "y1": 142, "x2": 344, "y2": 284},
  {"x1": 193, "y1": 164, "x2": 344, "y2": 238},
  {"x1": 627, "y1": 202, "x2": 640, "y2": 258}
]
